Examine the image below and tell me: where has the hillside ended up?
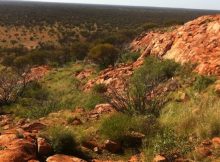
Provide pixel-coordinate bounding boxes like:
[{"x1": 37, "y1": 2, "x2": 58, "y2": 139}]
[{"x1": 0, "y1": 13, "x2": 220, "y2": 162}]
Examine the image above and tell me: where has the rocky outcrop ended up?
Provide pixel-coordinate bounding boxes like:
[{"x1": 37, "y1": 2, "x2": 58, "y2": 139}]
[
  {"x1": 27, "y1": 66, "x2": 50, "y2": 82},
  {"x1": 131, "y1": 15, "x2": 220, "y2": 76},
  {"x1": 84, "y1": 61, "x2": 142, "y2": 92}
]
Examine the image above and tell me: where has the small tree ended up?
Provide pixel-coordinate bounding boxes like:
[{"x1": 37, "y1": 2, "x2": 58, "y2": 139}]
[
  {"x1": 0, "y1": 69, "x2": 22, "y2": 105},
  {"x1": 13, "y1": 56, "x2": 32, "y2": 95},
  {"x1": 70, "y1": 42, "x2": 89, "y2": 61},
  {"x1": 88, "y1": 43, "x2": 119, "y2": 69}
]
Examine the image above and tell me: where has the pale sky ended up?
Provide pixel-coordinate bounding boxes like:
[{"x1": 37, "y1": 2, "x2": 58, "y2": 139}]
[{"x1": 13, "y1": 0, "x2": 220, "y2": 10}]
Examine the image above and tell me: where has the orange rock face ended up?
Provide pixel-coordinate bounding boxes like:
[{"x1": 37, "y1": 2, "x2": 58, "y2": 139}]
[{"x1": 131, "y1": 15, "x2": 220, "y2": 76}]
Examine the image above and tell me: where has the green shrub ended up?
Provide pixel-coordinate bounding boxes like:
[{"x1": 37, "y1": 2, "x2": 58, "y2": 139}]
[
  {"x1": 149, "y1": 128, "x2": 192, "y2": 160},
  {"x1": 70, "y1": 42, "x2": 89, "y2": 61},
  {"x1": 119, "y1": 52, "x2": 140, "y2": 63},
  {"x1": 88, "y1": 43, "x2": 119, "y2": 69},
  {"x1": 193, "y1": 75, "x2": 216, "y2": 92},
  {"x1": 99, "y1": 113, "x2": 158, "y2": 146},
  {"x1": 92, "y1": 83, "x2": 107, "y2": 93},
  {"x1": 82, "y1": 92, "x2": 106, "y2": 110},
  {"x1": 15, "y1": 99, "x2": 60, "y2": 119},
  {"x1": 107, "y1": 56, "x2": 179, "y2": 116},
  {"x1": 43, "y1": 126, "x2": 78, "y2": 155},
  {"x1": 22, "y1": 81, "x2": 49, "y2": 101}
]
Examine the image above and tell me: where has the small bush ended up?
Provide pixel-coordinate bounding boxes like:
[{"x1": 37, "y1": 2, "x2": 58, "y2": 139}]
[
  {"x1": 144, "y1": 128, "x2": 193, "y2": 161},
  {"x1": 119, "y1": 52, "x2": 140, "y2": 63},
  {"x1": 92, "y1": 83, "x2": 107, "y2": 93},
  {"x1": 43, "y1": 126, "x2": 78, "y2": 155},
  {"x1": 15, "y1": 96, "x2": 60, "y2": 119},
  {"x1": 82, "y1": 92, "x2": 106, "y2": 110},
  {"x1": 193, "y1": 75, "x2": 216, "y2": 92},
  {"x1": 99, "y1": 113, "x2": 158, "y2": 146},
  {"x1": 88, "y1": 43, "x2": 119, "y2": 69},
  {"x1": 22, "y1": 81, "x2": 49, "y2": 101},
  {"x1": 107, "y1": 56, "x2": 179, "y2": 116}
]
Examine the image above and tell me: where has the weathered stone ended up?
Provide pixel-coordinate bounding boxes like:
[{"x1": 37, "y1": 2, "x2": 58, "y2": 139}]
[{"x1": 46, "y1": 154, "x2": 86, "y2": 162}]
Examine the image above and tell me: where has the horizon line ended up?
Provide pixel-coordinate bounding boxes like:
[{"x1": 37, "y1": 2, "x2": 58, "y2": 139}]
[{"x1": 2, "y1": 0, "x2": 220, "y2": 11}]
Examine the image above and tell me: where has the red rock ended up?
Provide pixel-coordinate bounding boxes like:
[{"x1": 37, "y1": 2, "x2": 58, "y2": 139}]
[
  {"x1": 0, "y1": 138, "x2": 37, "y2": 162},
  {"x1": 153, "y1": 155, "x2": 166, "y2": 162},
  {"x1": 46, "y1": 154, "x2": 86, "y2": 162},
  {"x1": 212, "y1": 137, "x2": 220, "y2": 148}
]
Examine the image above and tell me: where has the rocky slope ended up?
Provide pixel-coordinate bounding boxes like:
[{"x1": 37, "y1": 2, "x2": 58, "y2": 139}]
[
  {"x1": 85, "y1": 15, "x2": 220, "y2": 92},
  {"x1": 131, "y1": 15, "x2": 220, "y2": 76}
]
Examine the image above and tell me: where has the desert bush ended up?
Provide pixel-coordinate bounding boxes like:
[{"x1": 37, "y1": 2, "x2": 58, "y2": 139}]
[
  {"x1": 42, "y1": 126, "x2": 78, "y2": 155},
  {"x1": 193, "y1": 75, "x2": 216, "y2": 92},
  {"x1": 70, "y1": 42, "x2": 89, "y2": 61},
  {"x1": 2, "y1": 54, "x2": 16, "y2": 67},
  {"x1": 145, "y1": 128, "x2": 192, "y2": 161},
  {"x1": 119, "y1": 52, "x2": 140, "y2": 63},
  {"x1": 88, "y1": 43, "x2": 119, "y2": 69},
  {"x1": 142, "y1": 22, "x2": 159, "y2": 31},
  {"x1": 107, "y1": 57, "x2": 179, "y2": 116},
  {"x1": 82, "y1": 92, "x2": 106, "y2": 110},
  {"x1": 22, "y1": 81, "x2": 49, "y2": 101},
  {"x1": 92, "y1": 83, "x2": 107, "y2": 93},
  {"x1": 99, "y1": 113, "x2": 159, "y2": 146},
  {"x1": 0, "y1": 69, "x2": 24, "y2": 106},
  {"x1": 15, "y1": 98, "x2": 59, "y2": 119}
]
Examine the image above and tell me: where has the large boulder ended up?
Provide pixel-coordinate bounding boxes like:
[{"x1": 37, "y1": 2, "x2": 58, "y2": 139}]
[
  {"x1": 0, "y1": 134, "x2": 37, "y2": 162},
  {"x1": 46, "y1": 154, "x2": 86, "y2": 162}
]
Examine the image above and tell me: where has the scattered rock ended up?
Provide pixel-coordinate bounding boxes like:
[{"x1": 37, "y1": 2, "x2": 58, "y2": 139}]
[{"x1": 46, "y1": 154, "x2": 86, "y2": 162}]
